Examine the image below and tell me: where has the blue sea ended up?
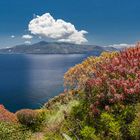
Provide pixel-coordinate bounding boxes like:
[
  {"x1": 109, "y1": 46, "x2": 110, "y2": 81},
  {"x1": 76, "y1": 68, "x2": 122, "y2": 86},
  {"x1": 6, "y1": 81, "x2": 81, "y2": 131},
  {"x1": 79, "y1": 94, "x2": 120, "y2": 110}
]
[
  {"x1": 0, "y1": 52, "x2": 99, "y2": 112},
  {"x1": 0, "y1": 53, "x2": 100, "y2": 112}
]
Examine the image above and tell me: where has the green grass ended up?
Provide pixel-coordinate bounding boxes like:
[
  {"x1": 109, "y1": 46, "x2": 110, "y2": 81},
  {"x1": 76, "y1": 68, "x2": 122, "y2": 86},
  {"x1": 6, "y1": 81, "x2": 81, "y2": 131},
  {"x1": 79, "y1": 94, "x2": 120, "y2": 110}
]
[
  {"x1": 42, "y1": 99, "x2": 79, "y2": 139},
  {"x1": 45, "y1": 99, "x2": 79, "y2": 128}
]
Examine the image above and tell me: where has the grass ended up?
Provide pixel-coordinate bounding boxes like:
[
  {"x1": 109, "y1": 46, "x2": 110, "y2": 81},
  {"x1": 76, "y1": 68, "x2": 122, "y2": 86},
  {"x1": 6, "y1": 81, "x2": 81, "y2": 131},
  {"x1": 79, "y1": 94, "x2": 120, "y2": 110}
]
[
  {"x1": 30, "y1": 98, "x2": 79, "y2": 140},
  {"x1": 45, "y1": 99, "x2": 79, "y2": 129}
]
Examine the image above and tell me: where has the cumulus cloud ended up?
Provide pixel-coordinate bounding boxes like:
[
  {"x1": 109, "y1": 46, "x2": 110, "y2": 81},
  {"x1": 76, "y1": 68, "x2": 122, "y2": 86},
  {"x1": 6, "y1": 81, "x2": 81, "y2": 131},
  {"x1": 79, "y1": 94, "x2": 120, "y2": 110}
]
[
  {"x1": 109, "y1": 43, "x2": 135, "y2": 49},
  {"x1": 24, "y1": 41, "x2": 31, "y2": 44},
  {"x1": 28, "y1": 13, "x2": 88, "y2": 44},
  {"x1": 22, "y1": 34, "x2": 33, "y2": 39},
  {"x1": 11, "y1": 35, "x2": 15, "y2": 38}
]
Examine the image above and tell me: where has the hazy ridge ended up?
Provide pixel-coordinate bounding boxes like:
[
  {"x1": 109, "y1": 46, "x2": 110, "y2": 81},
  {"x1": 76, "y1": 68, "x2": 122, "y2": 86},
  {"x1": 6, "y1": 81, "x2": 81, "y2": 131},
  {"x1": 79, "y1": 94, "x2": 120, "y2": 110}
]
[{"x1": 0, "y1": 41, "x2": 117, "y2": 54}]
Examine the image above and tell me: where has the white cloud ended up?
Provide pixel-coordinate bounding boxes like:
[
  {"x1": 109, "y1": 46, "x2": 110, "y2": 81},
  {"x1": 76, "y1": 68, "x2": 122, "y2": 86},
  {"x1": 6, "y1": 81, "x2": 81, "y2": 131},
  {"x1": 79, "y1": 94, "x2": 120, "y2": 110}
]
[
  {"x1": 24, "y1": 41, "x2": 31, "y2": 44},
  {"x1": 28, "y1": 13, "x2": 88, "y2": 44},
  {"x1": 109, "y1": 43, "x2": 135, "y2": 49},
  {"x1": 11, "y1": 35, "x2": 15, "y2": 38},
  {"x1": 22, "y1": 34, "x2": 33, "y2": 39}
]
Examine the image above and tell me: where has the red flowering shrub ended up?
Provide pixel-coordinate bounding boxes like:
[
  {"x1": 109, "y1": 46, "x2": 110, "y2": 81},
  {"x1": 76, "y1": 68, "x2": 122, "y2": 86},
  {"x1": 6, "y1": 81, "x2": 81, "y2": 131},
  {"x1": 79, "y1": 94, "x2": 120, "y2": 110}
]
[
  {"x1": 85, "y1": 43, "x2": 140, "y2": 115},
  {"x1": 0, "y1": 105, "x2": 18, "y2": 123},
  {"x1": 56, "y1": 43, "x2": 140, "y2": 139}
]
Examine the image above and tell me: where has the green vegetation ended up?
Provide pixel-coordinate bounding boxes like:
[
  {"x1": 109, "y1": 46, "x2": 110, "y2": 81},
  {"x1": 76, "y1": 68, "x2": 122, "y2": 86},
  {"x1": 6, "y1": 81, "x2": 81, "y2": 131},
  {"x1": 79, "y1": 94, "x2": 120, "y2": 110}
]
[
  {"x1": 0, "y1": 122, "x2": 31, "y2": 140},
  {"x1": 1, "y1": 43, "x2": 140, "y2": 139},
  {"x1": 16, "y1": 109, "x2": 46, "y2": 132},
  {"x1": 43, "y1": 43, "x2": 140, "y2": 140}
]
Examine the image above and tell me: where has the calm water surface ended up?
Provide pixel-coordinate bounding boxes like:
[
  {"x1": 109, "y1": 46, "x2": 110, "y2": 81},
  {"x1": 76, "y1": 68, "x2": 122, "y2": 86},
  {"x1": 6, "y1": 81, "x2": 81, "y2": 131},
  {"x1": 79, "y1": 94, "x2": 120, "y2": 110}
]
[{"x1": 0, "y1": 54, "x2": 89, "y2": 112}]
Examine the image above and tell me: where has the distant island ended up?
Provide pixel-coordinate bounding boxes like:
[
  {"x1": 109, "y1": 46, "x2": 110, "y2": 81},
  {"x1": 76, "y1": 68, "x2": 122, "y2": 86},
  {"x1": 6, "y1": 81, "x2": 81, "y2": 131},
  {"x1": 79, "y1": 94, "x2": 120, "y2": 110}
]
[{"x1": 0, "y1": 41, "x2": 117, "y2": 54}]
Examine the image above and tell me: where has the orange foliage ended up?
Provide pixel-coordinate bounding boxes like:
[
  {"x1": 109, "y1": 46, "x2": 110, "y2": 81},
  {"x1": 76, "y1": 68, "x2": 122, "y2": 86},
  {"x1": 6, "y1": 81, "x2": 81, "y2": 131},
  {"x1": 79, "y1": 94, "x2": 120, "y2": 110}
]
[{"x1": 0, "y1": 105, "x2": 18, "y2": 123}]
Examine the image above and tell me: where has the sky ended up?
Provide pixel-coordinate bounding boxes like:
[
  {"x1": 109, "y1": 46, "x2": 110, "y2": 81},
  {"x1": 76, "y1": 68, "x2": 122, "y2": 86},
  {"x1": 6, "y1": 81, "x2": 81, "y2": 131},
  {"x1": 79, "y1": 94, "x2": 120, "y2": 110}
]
[{"x1": 0, "y1": 0, "x2": 140, "y2": 48}]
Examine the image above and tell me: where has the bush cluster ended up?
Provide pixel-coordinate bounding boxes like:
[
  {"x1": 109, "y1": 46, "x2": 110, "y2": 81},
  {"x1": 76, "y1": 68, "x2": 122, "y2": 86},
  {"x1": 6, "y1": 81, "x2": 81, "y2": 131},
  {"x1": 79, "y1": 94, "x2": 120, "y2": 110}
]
[
  {"x1": 16, "y1": 109, "x2": 46, "y2": 131},
  {"x1": 0, "y1": 121, "x2": 31, "y2": 140},
  {"x1": 55, "y1": 43, "x2": 140, "y2": 140},
  {"x1": 64, "y1": 51, "x2": 118, "y2": 90},
  {"x1": 85, "y1": 43, "x2": 140, "y2": 115},
  {"x1": 0, "y1": 105, "x2": 18, "y2": 123}
]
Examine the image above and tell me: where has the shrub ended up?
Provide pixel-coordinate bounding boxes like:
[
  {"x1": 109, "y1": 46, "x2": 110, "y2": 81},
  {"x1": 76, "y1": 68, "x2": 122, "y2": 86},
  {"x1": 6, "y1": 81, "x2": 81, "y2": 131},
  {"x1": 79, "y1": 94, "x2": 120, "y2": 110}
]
[
  {"x1": 129, "y1": 103, "x2": 140, "y2": 139},
  {"x1": 0, "y1": 121, "x2": 31, "y2": 140},
  {"x1": 85, "y1": 43, "x2": 140, "y2": 115},
  {"x1": 129, "y1": 117, "x2": 140, "y2": 140},
  {"x1": 16, "y1": 109, "x2": 46, "y2": 131},
  {"x1": 45, "y1": 43, "x2": 140, "y2": 139},
  {"x1": 80, "y1": 126, "x2": 99, "y2": 140},
  {"x1": 0, "y1": 105, "x2": 18, "y2": 123},
  {"x1": 100, "y1": 112, "x2": 121, "y2": 139},
  {"x1": 64, "y1": 51, "x2": 118, "y2": 90}
]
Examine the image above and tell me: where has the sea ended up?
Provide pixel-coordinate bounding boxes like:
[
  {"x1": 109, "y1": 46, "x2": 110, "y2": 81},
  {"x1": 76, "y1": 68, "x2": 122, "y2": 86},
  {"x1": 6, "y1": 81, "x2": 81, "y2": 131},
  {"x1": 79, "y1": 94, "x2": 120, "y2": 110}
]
[{"x1": 0, "y1": 53, "x2": 100, "y2": 112}]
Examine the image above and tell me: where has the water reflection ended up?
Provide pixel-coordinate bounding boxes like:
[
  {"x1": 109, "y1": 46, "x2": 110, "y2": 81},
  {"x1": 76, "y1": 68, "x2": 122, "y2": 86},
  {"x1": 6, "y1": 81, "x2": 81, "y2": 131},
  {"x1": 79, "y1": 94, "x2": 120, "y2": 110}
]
[{"x1": 0, "y1": 54, "x2": 86, "y2": 112}]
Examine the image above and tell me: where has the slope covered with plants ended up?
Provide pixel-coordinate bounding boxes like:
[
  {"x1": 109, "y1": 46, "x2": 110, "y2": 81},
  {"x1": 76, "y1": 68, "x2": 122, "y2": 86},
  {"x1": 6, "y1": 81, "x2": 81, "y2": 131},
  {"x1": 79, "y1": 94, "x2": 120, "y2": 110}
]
[
  {"x1": 60, "y1": 42, "x2": 140, "y2": 140},
  {"x1": 1, "y1": 43, "x2": 140, "y2": 140}
]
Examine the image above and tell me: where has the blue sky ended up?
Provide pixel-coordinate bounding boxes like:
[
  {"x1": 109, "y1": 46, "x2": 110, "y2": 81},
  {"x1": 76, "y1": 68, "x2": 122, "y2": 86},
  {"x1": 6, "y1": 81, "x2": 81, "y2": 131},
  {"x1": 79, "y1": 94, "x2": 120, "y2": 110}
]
[{"x1": 0, "y1": 0, "x2": 140, "y2": 47}]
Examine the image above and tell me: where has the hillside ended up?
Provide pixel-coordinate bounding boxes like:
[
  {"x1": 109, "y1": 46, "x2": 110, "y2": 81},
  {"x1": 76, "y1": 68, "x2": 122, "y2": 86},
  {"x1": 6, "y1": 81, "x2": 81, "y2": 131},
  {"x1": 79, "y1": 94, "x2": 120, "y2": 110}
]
[
  {"x1": 0, "y1": 41, "x2": 117, "y2": 54},
  {"x1": 1, "y1": 43, "x2": 140, "y2": 140}
]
